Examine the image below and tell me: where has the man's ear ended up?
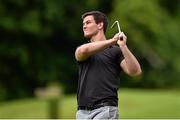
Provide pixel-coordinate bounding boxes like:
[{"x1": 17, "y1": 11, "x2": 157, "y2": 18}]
[{"x1": 97, "y1": 22, "x2": 104, "y2": 30}]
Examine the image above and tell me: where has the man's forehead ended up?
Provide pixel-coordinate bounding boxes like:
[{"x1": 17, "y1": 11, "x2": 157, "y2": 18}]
[{"x1": 83, "y1": 15, "x2": 94, "y2": 22}]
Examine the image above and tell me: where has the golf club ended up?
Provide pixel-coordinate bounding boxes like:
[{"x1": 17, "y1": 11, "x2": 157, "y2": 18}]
[{"x1": 111, "y1": 20, "x2": 123, "y2": 40}]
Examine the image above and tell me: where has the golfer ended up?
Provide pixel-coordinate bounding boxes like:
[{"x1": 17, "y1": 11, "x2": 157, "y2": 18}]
[{"x1": 75, "y1": 11, "x2": 142, "y2": 119}]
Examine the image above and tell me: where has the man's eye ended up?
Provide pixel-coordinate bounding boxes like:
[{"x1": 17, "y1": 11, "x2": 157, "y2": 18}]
[
  {"x1": 83, "y1": 21, "x2": 91, "y2": 26},
  {"x1": 86, "y1": 21, "x2": 91, "y2": 24}
]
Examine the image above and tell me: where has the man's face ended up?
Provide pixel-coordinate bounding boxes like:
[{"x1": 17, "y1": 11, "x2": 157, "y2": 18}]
[{"x1": 83, "y1": 15, "x2": 99, "y2": 38}]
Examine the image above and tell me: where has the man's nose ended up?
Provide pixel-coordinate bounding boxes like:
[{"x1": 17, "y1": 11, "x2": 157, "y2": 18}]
[
  {"x1": 83, "y1": 25, "x2": 87, "y2": 30},
  {"x1": 83, "y1": 24, "x2": 86, "y2": 29}
]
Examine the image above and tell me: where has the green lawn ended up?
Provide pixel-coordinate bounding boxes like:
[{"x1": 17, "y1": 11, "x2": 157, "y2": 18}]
[{"x1": 0, "y1": 89, "x2": 179, "y2": 119}]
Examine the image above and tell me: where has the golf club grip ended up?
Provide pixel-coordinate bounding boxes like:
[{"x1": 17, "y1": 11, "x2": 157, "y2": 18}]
[{"x1": 120, "y1": 36, "x2": 123, "y2": 41}]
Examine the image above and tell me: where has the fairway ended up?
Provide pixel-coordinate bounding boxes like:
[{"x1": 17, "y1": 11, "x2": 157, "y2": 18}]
[{"x1": 0, "y1": 89, "x2": 179, "y2": 119}]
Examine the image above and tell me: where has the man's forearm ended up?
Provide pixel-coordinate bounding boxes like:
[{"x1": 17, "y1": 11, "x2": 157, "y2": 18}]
[
  {"x1": 120, "y1": 45, "x2": 142, "y2": 75},
  {"x1": 75, "y1": 39, "x2": 114, "y2": 61},
  {"x1": 79, "y1": 40, "x2": 112, "y2": 55}
]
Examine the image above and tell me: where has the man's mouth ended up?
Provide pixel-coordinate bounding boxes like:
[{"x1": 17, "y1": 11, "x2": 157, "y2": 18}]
[
  {"x1": 83, "y1": 29, "x2": 88, "y2": 32},
  {"x1": 83, "y1": 30, "x2": 89, "y2": 34}
]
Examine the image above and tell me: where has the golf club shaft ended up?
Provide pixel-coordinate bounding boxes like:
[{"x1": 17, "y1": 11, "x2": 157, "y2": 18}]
[{"x1": 111, "y1": 21, "x2": 123, "y2": 41}]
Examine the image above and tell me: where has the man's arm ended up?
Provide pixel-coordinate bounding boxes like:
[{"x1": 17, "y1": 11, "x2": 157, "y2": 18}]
[
  {"x1": 75, "y1": 38, "x2": 118, "y2": 61},
  {"x1": 120, "y1": 46, "x2": 142, "y2": 76},
  {"x1": 118, "y1": 32, "x2": 142, "y2": 76}
]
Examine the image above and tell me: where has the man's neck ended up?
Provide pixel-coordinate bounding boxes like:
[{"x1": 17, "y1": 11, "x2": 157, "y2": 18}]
[{"x1": 90, "y1": 31, "x2": 106, "y2": 42}]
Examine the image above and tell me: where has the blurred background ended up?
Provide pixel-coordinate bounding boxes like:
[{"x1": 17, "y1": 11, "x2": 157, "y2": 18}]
[{"x1": 0, "y1": 0, "x2": 180, "y2": 119}]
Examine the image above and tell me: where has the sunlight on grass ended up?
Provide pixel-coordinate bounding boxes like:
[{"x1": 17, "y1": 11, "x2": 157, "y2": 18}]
[
  {"x1": 119, "y1": 89, "x2": 180, "y2": 118},
  {"x1": 0, "y1": 89, "x2": 179, "y2": 119},
  {"x1": 0, "y1": 98, "x2": 47, "y2": 118}
]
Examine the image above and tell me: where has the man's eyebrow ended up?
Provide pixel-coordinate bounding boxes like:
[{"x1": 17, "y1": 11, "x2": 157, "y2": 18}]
[{"x1": 83, "y1": 20, "x2": 92, "y2": 24}]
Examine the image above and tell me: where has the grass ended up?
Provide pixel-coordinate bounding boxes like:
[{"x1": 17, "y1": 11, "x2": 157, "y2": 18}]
[
  {"x1": 119, "y1": 89, "x2": 180, "y2": 118},
  {"x1": 0, "y1": 89, "x2": 179, "y2": 119}
]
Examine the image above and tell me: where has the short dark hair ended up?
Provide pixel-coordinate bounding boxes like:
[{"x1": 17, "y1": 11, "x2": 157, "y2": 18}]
[{"x1": 82, "y1": 11, "x2": 108, "y2": 33}]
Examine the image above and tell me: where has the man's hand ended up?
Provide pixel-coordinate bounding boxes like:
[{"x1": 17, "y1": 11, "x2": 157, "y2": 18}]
[
  {"x1": 111, "y1": 32, "x2": 127, "y2": 47},
  {"x1": 117, "y1": 32, "x2": 127, "y2": 47}
]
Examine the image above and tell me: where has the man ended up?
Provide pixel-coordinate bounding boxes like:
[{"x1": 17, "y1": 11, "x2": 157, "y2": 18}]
[{"x1": 75, "y1": 11, "x2": 142, "y2": 119}]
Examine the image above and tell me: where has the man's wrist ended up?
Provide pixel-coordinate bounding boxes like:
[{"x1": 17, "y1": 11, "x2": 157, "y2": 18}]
[
  {"x1": 119, "y1": 44, "x2": 127, "y2": 49},
  {"x1": 107, "y1": 38, "x2": 116, "y2": 46}
]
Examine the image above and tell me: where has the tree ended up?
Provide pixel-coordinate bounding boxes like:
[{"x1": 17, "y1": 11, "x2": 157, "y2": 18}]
[
  {"x1": 108, "y1": 0, "x2": 180, "y2": 88},
  {"x1": 0, "y1": 0, "x2": 114, "y2": 100}
]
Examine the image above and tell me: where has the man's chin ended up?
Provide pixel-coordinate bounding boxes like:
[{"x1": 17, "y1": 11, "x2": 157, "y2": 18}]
[{"x1": 84, "y1": 34, "x2": 92, "y2": 39}]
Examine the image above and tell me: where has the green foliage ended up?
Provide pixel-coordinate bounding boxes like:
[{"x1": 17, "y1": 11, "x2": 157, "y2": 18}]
[
  {"x1": 0, "y1": 0, "x2": 179, "y2": 101},
  {"x1": 108, "y1": 0, "x2": 180, "y2": 88},
  {"x1": 0, "y1": 0, "x2": 114, "y2": 100}
]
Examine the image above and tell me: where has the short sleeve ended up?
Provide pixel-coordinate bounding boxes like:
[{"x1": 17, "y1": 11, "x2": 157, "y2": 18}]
[{"x1": 113, "y1": 46, "x2": 124, "y2": 64}]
